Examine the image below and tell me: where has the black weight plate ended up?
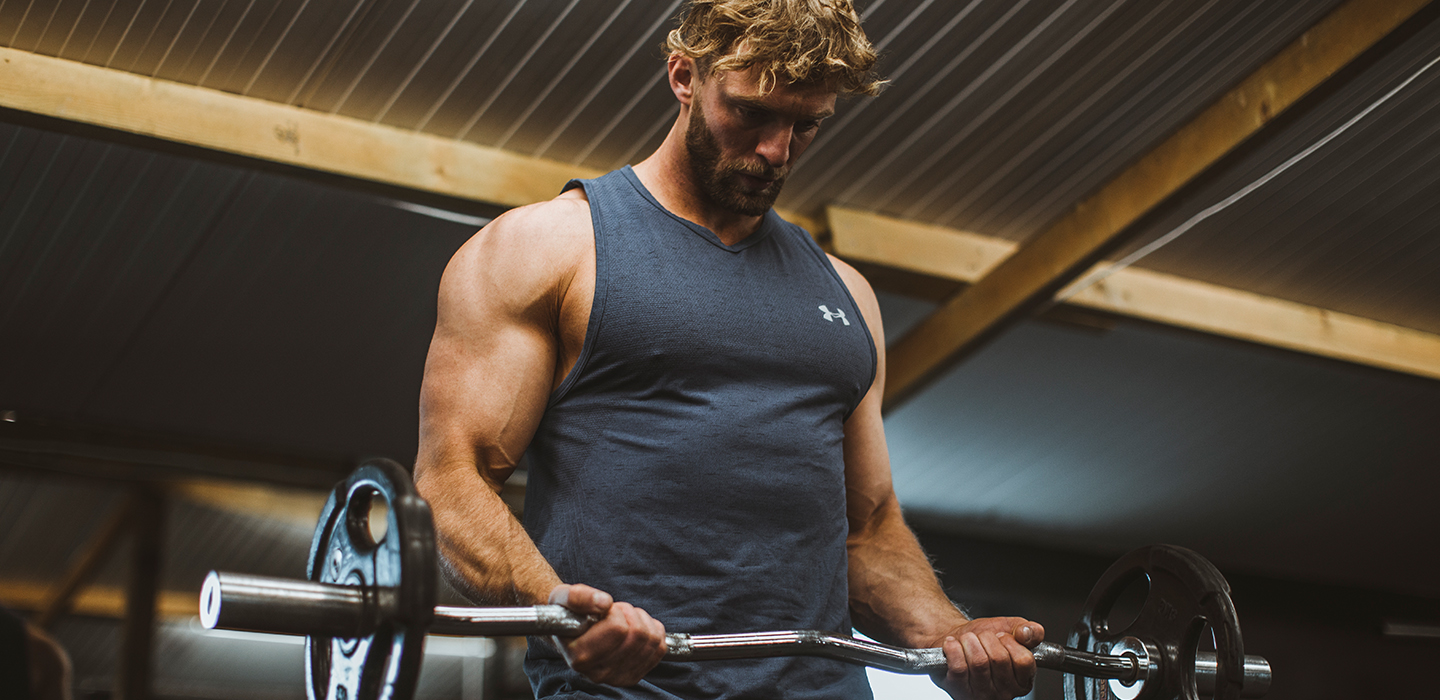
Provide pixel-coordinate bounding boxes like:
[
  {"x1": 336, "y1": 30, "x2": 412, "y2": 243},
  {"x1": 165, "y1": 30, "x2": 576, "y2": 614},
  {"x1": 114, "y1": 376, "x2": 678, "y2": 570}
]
[
  {"x1": 305, "y1": 459, "x2": 436, "y2": 700},
  {"x1": 1064, "y1": 545, "x2": 1244, "y2": 700}
]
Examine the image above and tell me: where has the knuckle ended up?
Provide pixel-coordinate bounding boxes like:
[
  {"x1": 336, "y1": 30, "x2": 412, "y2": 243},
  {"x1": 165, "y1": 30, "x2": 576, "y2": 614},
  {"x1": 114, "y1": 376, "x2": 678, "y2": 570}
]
[
  {"x1": 619, "y1": 627, "x2": 642, "y2": 649},
  {"x1": 1014, "y1": 651, "x2": 1037, "y2": 673},
  {"x1": 969, "y1": 645, "x2": 991, "y2": 667}
]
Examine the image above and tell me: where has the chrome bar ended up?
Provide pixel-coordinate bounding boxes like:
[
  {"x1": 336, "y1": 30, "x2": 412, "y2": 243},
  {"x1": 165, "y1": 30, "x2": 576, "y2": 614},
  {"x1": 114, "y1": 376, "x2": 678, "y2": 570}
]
[
  {"x1": 665, "y1": 630, "x2": 945, "y2": 674},
  {"x1": 431, "y1": 605, "x2": 592, "y2": 636},
  {"x1": 1032, "y1": 641, "x2": 1142, "y2": 681},
  {"x1": 199, "y1": 570, "x2": 1270, "y2": 695},
  {"x1": 1197, "y1": 651, "x2": 1273, "y2": 698},
  {"x1": 200, "y1": 572, "x2": 382, "y2": 638}
]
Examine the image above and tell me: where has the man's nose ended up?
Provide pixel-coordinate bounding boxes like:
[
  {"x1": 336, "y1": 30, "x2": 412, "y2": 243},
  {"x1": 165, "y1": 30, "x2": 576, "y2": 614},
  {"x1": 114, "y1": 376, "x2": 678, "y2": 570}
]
[{"x1": 755, "y1": 126, "x2": 792, "y2": 168}]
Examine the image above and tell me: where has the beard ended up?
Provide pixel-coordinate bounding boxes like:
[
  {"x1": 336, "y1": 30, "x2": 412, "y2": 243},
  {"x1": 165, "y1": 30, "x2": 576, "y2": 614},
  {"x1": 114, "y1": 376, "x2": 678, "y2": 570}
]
[{"x1": 684, "y1": 100, "x2": 788, "y2": 217}]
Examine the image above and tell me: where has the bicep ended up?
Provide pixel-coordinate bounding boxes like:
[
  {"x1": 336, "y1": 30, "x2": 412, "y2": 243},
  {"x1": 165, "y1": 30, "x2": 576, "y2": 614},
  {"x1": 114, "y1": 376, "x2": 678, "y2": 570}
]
[{"x1": 416, "y1": 218, "x2": 569, "y2": 490}]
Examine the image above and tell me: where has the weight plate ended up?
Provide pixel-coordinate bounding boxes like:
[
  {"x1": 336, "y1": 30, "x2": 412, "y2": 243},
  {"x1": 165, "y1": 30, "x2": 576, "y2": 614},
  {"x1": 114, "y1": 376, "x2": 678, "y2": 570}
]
[
  {"x1": 1064, "y1": 545, "x2": 1244, "y2": 700},
  {"x1": 305, "y1": 458, "x2": 436, "y2": 700}
]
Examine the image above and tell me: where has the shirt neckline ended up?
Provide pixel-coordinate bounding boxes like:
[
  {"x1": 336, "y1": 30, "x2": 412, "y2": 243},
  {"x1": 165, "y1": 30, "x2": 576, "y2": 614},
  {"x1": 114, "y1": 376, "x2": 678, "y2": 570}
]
[{"x1": 618, "y1": 165, "x2": 777, "y2": 253}]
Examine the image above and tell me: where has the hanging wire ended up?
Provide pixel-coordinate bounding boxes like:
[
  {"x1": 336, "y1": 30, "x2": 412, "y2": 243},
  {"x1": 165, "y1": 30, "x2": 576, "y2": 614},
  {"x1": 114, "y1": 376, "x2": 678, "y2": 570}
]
[{"x1": 1052, "y1": 49, "x2": 1440, "y2": 305}]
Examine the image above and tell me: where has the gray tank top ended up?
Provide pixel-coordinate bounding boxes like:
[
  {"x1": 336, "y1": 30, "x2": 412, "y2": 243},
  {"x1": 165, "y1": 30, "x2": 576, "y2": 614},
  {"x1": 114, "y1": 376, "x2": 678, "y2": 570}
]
[{"x1": 523, "y1": 166, "x2": 877, "y2": 699}]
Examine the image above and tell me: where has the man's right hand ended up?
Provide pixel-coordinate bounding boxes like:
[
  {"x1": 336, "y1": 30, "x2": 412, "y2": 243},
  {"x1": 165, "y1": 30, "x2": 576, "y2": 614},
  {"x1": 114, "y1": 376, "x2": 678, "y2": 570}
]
[{"x1": 549, "y1": 583, "x2": 669, "y2": 686}]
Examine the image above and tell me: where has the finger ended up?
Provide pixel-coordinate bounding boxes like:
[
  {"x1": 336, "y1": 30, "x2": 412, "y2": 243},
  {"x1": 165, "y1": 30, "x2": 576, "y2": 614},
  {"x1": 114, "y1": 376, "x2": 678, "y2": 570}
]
[
  {"x1": 594, "y1": 601, "x2": 637, "y2": 650},
  {"x1": 936, "y1": 636, "x2": 966, "y2": 693},
  {"x1": 553, "y1": 583, "x2": 613, "y2": 615},
  {"x1": 998, "y1": 631, "x2": 1038, "y2": 690},
  {"x1": 648, "y1": 611, "x2": 668, "y2": 660},
  {"x1": 596, "y1": 604, "x2": 662, "y2": 686},
  {"x1": 642, "y1": 608, "x2": 668, "y2": 666},
  {"x1": 548, "y1": 584, "x2": 569, "y2": 606},
  {"x1": 588, "y1": 603, "x2": 638, "y2": 683},
  {"x1": 1012, "y1": 620, "x2": 1045, "y2": 647},
  {"x1": 560, "y1": 602, "x2": 634, "y2": 671},
  {"x1": 626, "y1": 605, "x2": 667, "y2": 669},
  {"x1": 959, "y1": 632, "x2": 993, "y2": 694},
  {"x1": 621, "y1": 606, "x2": 662, "y2": 681},
  {"x1": 977, "y1": 631, "x2": 1018, "y2": 695}
]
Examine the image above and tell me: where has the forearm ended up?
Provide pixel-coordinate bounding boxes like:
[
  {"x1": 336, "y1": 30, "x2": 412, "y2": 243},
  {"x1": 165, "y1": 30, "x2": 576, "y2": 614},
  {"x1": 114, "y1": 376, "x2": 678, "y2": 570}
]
[
  {"x1": 847, "y1": 495, "x2": 968, "y2": 649},
  {"x1": 416, "y1": 457, "x2": 561, "y2": 606}
]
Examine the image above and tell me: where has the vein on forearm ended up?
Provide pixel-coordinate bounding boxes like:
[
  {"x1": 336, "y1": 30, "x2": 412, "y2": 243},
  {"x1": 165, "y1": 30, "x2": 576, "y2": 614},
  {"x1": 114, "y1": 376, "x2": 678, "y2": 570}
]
[{"x1": 847, "y1": 495, "x2": 968, "y2": 649}]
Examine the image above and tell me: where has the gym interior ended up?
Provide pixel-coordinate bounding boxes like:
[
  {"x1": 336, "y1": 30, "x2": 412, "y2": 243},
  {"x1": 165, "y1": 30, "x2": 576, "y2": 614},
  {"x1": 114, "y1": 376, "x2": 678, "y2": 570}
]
[{"x1": 2, "y1": 1, "x2": 1439, "y2": 698}]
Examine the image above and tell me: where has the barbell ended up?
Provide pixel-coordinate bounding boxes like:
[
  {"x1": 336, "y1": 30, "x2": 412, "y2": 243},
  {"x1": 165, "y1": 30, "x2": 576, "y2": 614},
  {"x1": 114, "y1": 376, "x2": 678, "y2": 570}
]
[{"x1": 199, "y1": 459, "x2": 1273, "y2": 700}]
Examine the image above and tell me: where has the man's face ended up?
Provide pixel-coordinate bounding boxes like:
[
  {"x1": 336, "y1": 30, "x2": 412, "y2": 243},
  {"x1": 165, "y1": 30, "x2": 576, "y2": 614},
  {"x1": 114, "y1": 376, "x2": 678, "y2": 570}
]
[{"x1": 684, "y1": 66, "x2": 837, "y2": 216}]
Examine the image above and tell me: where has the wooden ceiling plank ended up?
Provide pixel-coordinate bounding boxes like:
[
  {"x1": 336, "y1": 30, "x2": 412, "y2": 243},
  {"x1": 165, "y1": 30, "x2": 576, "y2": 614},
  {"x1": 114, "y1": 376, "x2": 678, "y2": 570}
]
[
  {"x1": 831, "y1": 206, "x2": 1440, "y2": 382},
  {"x1": 873, "y1": 0, "x2": 1436, "y2": 407},
  {"x1": 34, "y1": 494, "x2": 137, "y2": 629},
  {"x1": 0, "y1": 46, "x2": 596, "y2": 209},
  {"x1": 0, "y1": 579, "x2": 196, "y2": 620},
  {"x1": 1065, "y1": 266, "x2": 1440, "y2": 381},
  {"x1": 0, "y1": 47, "x2": 823, "y2": 232},
  {"x1": 829, "y1": 207, "x2": 1015, "y2": 282}
]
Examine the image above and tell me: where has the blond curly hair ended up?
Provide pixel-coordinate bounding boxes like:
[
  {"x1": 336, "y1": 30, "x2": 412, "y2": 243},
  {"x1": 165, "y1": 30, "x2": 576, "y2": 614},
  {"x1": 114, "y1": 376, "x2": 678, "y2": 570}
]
[{"x1": 665, "y1": 0, "x2": 884, "y2": 96}]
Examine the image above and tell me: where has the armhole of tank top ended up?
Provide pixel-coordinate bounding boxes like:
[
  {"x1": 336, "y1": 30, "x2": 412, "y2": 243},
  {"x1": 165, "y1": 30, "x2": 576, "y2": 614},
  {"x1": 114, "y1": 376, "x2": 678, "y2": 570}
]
[
  {"x1": 546, "y1": 181, "x2": 607, "y2": 409},
  {"x1": 798, "y1": 226, "x2": 878, "y2": 419}
]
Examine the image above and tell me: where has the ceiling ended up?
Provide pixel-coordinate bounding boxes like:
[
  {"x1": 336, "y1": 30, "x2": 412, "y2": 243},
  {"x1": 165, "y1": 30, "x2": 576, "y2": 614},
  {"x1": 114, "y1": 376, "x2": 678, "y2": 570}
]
[{"x1": 2, "y1": 0, "x2": 1439, "y2": 620}]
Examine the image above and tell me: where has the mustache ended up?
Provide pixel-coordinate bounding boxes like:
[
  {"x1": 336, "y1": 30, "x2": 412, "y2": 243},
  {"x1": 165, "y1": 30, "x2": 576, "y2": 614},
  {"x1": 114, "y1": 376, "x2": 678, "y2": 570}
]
[{"x1": 728, "y1": 162, "x2": 788, "y2": 181}]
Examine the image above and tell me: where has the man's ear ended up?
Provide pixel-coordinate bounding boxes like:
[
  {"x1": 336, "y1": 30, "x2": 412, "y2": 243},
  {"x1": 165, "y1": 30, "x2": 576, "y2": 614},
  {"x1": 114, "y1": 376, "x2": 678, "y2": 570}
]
[{"x1": 668, "y1": 54, "x2": 698, "y2": 106}]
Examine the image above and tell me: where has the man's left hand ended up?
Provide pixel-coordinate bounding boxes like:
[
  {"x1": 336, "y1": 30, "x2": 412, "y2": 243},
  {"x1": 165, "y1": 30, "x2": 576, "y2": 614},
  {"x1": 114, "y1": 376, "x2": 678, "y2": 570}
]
[{"x1": 931, "y1": 617, "x2": 1044, "y2": 700}]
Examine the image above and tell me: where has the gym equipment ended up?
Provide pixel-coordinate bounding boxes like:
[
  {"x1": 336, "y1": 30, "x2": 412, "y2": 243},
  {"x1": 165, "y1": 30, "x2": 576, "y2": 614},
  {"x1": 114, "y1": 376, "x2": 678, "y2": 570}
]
[
  {"x1": 1064, "y1": 544, "x2": 1253, "y2": 700},
  {"x1": 199, "y1": 459, "x2": 1272, "y2": 700},
  {"x1": 305, "y1": 460, "x2": 435, "y2": 700}
]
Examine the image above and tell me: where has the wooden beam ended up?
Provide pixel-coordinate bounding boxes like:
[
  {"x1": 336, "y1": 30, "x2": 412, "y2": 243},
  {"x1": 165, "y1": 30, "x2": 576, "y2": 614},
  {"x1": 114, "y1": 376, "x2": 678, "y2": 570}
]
[
  {"x1": 173, "y1": 480, "x2": 328, "y2": 529},
  {"x1": 119, "y1": 485, "x2": 165, "y2": 700},
  {"x1": 34, "y1": 494, "x2": 137, "y2": 629},
  {"x1": 0, "y1": 46, "x2": 593, "y2": 210},
  {"x1": 847, "y1": 261, "x2": 964, "y2": 303},
  {"x1": 831, "y1": 207, "x2": 1440, "y2": 382},
  {"x1": 831, "y1": 209, "x2": 1013, "y2": 284},
  {"x1": 0, "y1": 580, "x2": 194, "y2": 620},
  {"x1": 875, "y1": 0, "x2": 1435, "y2": 407},
  {"x1": 1064, "y1": 267, "x2": 1440, "y2": 380},
  {"x1": 0, "y1": 47, "x2": 822, "y2": 232}
]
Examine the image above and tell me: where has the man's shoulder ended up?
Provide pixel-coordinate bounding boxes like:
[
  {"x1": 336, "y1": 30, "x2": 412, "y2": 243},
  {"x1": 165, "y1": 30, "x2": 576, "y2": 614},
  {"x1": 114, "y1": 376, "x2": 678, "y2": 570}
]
[
  {"x1": 484, "y1": 188, "x2": 593, "y2": 243},
  {"x1": 441, "y1": 191, "x2": 595, "y2": 310},
  {"x1": 451, "y1": 190, "x2": 593, "y2": 267}
]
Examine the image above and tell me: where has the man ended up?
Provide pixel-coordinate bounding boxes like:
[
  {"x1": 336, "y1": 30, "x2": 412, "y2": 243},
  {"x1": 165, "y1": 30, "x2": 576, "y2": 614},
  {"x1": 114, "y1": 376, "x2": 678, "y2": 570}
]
[{"x1": 415, "y1": 1, "x2": 1043, "y2": 698}]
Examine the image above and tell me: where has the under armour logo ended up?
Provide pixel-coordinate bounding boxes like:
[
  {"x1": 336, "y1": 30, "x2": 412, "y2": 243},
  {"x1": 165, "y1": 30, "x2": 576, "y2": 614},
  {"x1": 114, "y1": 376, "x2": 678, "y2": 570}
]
[{"x1": 818, "y1": 305, "x2": 850, "y2": 326}]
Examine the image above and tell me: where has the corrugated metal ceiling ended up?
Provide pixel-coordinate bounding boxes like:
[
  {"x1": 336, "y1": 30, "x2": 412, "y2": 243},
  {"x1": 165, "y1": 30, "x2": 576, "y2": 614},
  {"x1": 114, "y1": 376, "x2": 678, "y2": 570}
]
[
  {"x1": 1114, "y1": 14, "x2": 1440, "y2": 335},
  {"x1": 1, "y1": 0, "x2": 1436, "y2": 578},
  {"x1": 2, "y1": 5, "x2": 1439, "y2": 692},
  {"x1": 5, "y1": 0, "x2": 1436, "y2": 336}
]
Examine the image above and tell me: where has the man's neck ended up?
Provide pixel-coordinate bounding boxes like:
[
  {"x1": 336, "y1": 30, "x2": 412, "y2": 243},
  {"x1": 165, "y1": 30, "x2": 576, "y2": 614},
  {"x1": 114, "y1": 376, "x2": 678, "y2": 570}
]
[{"x1": 630, "y1": 125, "x2": 765, "y2": 247}]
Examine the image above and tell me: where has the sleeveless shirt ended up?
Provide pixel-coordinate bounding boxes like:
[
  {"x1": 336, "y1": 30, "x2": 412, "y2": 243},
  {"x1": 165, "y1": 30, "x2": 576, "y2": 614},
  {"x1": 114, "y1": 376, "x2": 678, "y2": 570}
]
[{"x1": 523, "y1": 167, "x2": 877, "y2": 699}]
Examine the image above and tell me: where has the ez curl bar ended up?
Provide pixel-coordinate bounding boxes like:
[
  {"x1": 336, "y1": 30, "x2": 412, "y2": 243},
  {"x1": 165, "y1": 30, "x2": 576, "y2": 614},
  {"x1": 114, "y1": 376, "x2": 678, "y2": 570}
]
[{"x1": 200, "y1": 459, "x2": 1272, "y2": 700}]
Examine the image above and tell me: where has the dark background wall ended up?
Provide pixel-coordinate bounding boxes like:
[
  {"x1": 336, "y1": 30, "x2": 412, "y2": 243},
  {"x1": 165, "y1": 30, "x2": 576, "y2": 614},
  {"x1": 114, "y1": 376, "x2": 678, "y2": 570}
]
[{"x1": 918, "y1": 529, "x2": 1440, "y2": 699}]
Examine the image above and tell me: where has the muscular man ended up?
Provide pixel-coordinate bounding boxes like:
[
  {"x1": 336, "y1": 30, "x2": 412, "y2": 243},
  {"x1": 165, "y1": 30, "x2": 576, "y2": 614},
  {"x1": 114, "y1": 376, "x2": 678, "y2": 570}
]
[{"x1": 415, "y1": 1, "x2": 1043, "y2": 698}]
